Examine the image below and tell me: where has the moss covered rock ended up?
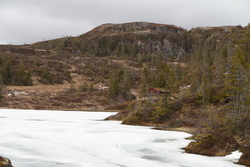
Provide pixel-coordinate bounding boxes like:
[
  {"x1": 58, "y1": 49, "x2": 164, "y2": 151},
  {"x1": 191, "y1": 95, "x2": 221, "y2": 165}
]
[
  {"x1": 0, "y1": 156, "x2": 13, "y2": 167},
  {"x1": 238, "y1": 146, "x2": 250, "y2": 167},
  {"x1": 185, "y1": 132, "x2": 240, "y2": 156}
]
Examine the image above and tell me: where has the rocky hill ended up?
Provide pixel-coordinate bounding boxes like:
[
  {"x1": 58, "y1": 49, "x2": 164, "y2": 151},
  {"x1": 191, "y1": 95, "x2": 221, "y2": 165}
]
[
  {"x1": 0, "y1": 22, "x2": 249, "y2": 166},
  {"x1": 33, "y1": 22, "x2": 188, "y2": 59},
  {"x1": 0, "y1": 22, "x2": 188, "y2": 110},
  {"x1": 0, "y1": 22, "x2": 191, "y2": 86},
  {"x1": 0, "y1": 22, "x2": 243, "y2": 86},
  {"x1": 0, "y1": 22, "x2": 246, "y2": 110}
]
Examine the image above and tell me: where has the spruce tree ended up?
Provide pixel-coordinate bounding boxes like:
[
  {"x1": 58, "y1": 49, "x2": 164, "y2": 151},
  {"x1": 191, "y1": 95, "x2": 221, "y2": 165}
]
[{"x1": 108, "y1": 72, "x2": 120, "y2": 99}]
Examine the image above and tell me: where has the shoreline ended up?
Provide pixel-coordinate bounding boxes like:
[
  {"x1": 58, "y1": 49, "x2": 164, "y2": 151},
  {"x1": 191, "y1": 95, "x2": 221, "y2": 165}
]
[
  {"x1": 0, "y1": 108, "x2": 247, "y2": 166},
  {"x1": 0, "y1": 107, "x2": 118, "y2": 112}
]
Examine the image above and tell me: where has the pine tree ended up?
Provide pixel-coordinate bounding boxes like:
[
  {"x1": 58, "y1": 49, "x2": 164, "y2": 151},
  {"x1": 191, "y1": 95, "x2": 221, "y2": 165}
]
[
  {"x1": 108, "y1": 72, "x2": 120, "y2": 99},
  {"x1": 16, "y1": 62, "x2": 33, "y2": 86},
  {"x1": 152, "y1": 64, "x2": 178, "y2": 123},
  {"x1": 40, "y1": 68, "x2": 53, "y2": 84},
  {"x1": 1, "y1": 56, "x2": 14, "y2": 85},
  {"x1": 139, "y1": 67, "x2": 150, "y2": 95},
  {"x1": 0, "y1": 75, "x2": 4, "y2": 101},
  {"x1": 122, "y1": 68, "x2": 133, "y2": 92}
]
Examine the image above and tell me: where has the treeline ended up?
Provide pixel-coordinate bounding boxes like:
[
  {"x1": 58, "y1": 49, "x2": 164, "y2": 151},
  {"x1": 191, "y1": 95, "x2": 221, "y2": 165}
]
[
  {"x1": 107, "y1": 58, "x2": 184, "y2": 99},
  {"x1": 187, "y1": 25, "x2": 250, "y2": 135},
  {"x1": 115, "y1": 25, "x2": 250, "y2": 139},
  {"x1": 0, "y1": 53, "x2": 73, "y2": 86},
  {"x1": 41, "y1": 27, "x2": 189, "y2": 65},
  {"x1": 80, "y1": 31, "x2": 189, "y2": 62},
  {"x1": 0, "y1": 55, "x2": 32, "y2": 86}
]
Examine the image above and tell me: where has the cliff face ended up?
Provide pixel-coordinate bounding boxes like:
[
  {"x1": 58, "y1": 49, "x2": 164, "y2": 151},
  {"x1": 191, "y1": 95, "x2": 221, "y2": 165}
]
[
  {"x1": 80, "y1": 22, "x2": 189, "y2": 61},
  {"x1": 30, "y1": 22, "x2": 189, "y2": 62}
]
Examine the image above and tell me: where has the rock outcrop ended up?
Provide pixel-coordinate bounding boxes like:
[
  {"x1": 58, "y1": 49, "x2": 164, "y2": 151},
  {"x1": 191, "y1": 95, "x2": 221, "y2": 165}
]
[
  {"x1": 238, "y1": 146, "x2": 250, "y2": 167},
  {"x1": 185, "y1": 132, "x2": 240, "y2": 156},
  {"x1": 0, "y1": 157, "x2": 13, "y2": 167}
]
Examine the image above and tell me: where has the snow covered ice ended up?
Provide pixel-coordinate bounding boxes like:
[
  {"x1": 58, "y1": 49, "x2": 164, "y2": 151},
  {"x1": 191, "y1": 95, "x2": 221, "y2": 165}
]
[{"x1": 0, "y1": 109, "x2": 244, "y2": 167}]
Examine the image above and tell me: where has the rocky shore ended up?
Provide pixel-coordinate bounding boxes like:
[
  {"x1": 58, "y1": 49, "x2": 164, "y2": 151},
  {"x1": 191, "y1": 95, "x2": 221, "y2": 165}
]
[
  {"x1": 237, "y1": 146, "x2": 250, "y2": 167},
  {"x1": 106, "y1": 111, "x2": 249, "y2": 166}
]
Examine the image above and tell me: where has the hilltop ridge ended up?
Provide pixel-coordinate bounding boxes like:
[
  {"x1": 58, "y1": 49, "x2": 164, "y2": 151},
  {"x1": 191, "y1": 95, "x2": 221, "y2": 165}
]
[{"x1": 88, "y1": 22, "x2": 184, "y2": 34}]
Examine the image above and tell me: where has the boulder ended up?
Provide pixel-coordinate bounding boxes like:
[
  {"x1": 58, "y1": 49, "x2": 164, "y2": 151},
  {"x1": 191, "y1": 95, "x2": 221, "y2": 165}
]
[
  {"x1": 237, "y1": 146, "x2": 250, "y2": 167},
  {"x1": 185, "y1": 132, "x2": 240, "y2": 156},
  {"x1": 0, "y1": 156, "x2": 13, "y2": 167}
]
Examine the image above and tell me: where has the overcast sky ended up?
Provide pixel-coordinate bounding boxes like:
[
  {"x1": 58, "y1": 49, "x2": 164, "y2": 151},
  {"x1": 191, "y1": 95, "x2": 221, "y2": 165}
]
[{"x1": 0, "y1": 0, "x2": 249, "y2": 45}]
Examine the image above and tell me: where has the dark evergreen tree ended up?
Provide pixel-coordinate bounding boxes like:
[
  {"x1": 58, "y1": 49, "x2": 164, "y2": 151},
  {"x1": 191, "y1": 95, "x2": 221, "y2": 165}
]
[{"x1": 108, "y1": 72, "x2": 120, "y2": 99}]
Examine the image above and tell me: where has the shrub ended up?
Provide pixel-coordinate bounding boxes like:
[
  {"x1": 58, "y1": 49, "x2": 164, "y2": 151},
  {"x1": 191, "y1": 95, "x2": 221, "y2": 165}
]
[
  {"x1": 78, "y1": 82, "x2": 93, "y2": 92},
  {"x1": 98, "y1": 96, "x2": 108, "y2": 105},
  {"x1": 0, "y1": 84, "x2": 4, "y2": 101},
  {"x1": 185, "y1": 130, "x2": 240, "y2": 156}
]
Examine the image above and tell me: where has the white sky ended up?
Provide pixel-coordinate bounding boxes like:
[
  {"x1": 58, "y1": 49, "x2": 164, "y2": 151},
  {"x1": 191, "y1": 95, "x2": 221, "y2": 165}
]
[{"x1": 0, "y1": 0, "x2": 249, "y2": 45}]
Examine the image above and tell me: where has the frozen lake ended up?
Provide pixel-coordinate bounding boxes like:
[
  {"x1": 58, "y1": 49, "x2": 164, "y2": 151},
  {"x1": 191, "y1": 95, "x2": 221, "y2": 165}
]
[{"x1": 0, "y1": 109, "x2": 244, "y2": 167}]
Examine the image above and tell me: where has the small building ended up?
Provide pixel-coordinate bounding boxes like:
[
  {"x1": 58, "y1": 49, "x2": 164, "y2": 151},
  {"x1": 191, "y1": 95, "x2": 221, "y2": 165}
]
[{"x1": 148, "y1": 88, "x2": 169, "y2": 95}]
